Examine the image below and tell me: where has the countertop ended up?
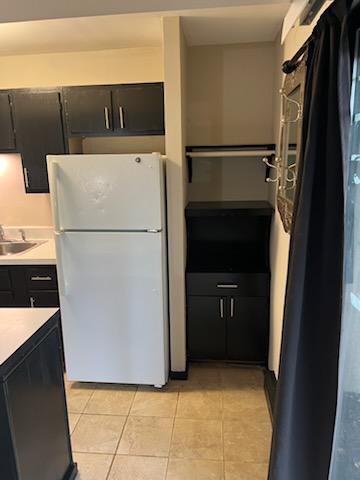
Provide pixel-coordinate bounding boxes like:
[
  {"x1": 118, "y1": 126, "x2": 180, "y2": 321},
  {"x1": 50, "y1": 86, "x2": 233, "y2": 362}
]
[
  {"x1": 0, "y1": 308, "x2": 59, "y2": 365},
  {"x1": 0, "y1": 239, "x2": 56, "y2": 265}
]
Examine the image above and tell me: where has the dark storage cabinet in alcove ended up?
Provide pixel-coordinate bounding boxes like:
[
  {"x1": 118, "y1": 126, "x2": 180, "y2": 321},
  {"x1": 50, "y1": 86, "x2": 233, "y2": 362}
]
[{"x1": 186, "y1": 201, "x2": 273, "y2": 364}]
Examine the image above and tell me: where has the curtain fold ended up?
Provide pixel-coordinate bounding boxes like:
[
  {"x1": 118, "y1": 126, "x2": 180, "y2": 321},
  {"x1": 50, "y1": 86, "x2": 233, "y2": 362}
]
[{"x1": 268, "y1": 1, "x2": 353, "y2": 478}]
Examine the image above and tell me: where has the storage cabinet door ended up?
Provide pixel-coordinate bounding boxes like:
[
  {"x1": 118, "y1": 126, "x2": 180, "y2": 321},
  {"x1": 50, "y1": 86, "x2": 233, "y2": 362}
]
[
  {"x1": 12, "y1": 91, "x2": 66, "y2": 193},
  {"x1": 227, "y1": 297, "x2": 269, "y2": 363},
  {"x1": 64, "y1": 87, "x2": 112, "y2": 135},
  {"x1": 187, "y1": 296, "x2": 226, "y2": 359},
  {"x1": 6, "y1": 327, "x2": 72, "y2": 480},
  {"x1": 29, "y1": 291, "x2": 60, "y2": 307},
  {"x1": 0, "y1": 92, "x2": 15, "y2": 151},
  {"x1": 112, "y1": 83, "x2": 164, "y2": 135}
]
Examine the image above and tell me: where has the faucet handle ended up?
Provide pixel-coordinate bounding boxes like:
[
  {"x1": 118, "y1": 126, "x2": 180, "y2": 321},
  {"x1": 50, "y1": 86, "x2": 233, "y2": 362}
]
[{"x1": 19, "y1": 229, "x2": 26, "y2": 241}]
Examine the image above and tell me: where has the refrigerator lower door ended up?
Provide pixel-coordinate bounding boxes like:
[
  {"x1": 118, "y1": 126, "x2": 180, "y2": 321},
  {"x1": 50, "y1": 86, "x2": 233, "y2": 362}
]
[{"x1": 56, "y1": 231, "x2": 168, "y2": 385}]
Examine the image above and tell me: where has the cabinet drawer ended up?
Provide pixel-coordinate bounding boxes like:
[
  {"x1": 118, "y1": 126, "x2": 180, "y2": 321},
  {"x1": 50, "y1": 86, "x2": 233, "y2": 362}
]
[
  {"x1": 0, "y1": 269, "x2": 11, "y2": 290},
  {"x1": 29, "y1": 290, "x2": 59, "y2": 307},
  {"x1": 186, "y1": 272, "x2": 270, "y2": 297},
  {"x1": 25, "y1": 266, "x2": 57, "y2": 290}
]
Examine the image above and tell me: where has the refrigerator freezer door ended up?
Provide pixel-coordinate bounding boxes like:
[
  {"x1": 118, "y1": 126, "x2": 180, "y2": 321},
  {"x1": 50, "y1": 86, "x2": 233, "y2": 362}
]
[
  {"x1": 56, "y1": 231, "x2": 168, "y2": 385},
  {"x1": 48, "y1": 153, "x2": 165, "y2": 231}
]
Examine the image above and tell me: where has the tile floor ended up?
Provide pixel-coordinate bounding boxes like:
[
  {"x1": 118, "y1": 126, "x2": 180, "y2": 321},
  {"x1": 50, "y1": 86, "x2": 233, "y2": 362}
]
[{"x1": 66, "y1": 364, "x2": 272, "y2": 480}]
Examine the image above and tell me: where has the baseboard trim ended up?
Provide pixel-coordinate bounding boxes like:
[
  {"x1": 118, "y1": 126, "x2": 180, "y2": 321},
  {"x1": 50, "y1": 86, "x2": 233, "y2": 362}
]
[
  {"x1": 170, "y1": 363, "x2": 189, "y2": 380},
  {"x1": 264, "y1": 369, "x2": 277, "y2": 423}
]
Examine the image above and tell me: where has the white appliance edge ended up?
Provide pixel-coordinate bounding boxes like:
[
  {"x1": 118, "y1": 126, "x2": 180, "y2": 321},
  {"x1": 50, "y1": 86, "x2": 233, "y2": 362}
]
[{"x1": 48, "y1": 153, "x2": 169, "y2": 386}]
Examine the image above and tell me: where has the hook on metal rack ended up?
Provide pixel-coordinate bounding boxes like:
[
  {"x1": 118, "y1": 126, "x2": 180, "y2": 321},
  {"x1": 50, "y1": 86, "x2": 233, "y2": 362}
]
[{"x1": 263, "y1": 156, "x2": 281, "y2": 183}]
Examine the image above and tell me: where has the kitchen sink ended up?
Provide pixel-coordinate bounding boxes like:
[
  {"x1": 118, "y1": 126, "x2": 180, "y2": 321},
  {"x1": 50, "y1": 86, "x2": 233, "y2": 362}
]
[{"x1": 0, "y1": 241, "x2": 40, "y2": 256}]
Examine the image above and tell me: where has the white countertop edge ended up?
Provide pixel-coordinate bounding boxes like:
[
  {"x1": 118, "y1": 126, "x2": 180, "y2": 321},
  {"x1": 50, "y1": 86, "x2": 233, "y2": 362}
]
[{"x1": 0, "y1": 308, "x2": 59, "y2": 366}]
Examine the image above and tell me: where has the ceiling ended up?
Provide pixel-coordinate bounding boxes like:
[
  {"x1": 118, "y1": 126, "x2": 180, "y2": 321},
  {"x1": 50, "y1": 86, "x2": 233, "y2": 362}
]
[
  {"x1": 0, "y1": 0, "x2": 291, "y2": 24},
  {"x1": 0, "y1": 3, "x2": 291, "y2": 56}
]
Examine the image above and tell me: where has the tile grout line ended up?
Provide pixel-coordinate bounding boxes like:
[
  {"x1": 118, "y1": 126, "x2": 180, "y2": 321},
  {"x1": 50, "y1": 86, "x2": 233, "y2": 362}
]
[
  {"x1": 164, "y1": 388, "x2": 180, "y2": 479},
  {"x1": 104, "y1": 394, "x2": 133, "y2": 480},
  {"x1": 221, "y1": 381, "x2": 226, "y2": 480}
]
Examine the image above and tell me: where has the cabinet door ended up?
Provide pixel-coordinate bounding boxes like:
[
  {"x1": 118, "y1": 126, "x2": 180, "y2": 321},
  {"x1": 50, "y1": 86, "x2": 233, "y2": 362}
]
[
  {"x1": 0, "y1": 267, "x2": 27, "y2": 307},
  {"x1": 112, "y1": 83, "x2": 164, "y2": 135},
  {"x1": 6, "y1": 327, "x2": 72, "y2": 480},
  {"x1": 29, "y1": 291, "x2": 60, "y2": 307},
  {"x1": 227, "y1": 297, "x2": 269, "y2": 363},
  {"x1": 0, "y1": 92, "x2": 15, "y2": 151},
  {"x1": 64, "y1": 87, "x2": 112, "y2": 135},
  {"x1": 12, "y1": 91, "x2": 66, "y2": 193},
  {"x1": 187, "y1": 296, "x2": 226, "y2": 360}
]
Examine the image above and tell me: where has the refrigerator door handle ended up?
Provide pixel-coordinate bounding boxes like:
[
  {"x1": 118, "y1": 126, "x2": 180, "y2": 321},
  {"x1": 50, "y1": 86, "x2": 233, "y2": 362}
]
[
  {"x1": 49, "y1": 161, "x2": 63, "y2": 232},
  {"x1": 54, "y1": 232, "x2": 68, "y2": 296}
]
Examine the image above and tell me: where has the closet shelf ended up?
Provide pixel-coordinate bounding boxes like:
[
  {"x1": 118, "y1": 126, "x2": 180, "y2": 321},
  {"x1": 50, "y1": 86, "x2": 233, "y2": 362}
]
[{"x1": 185, "y1": 144, "x2": 276, "y2": 182}]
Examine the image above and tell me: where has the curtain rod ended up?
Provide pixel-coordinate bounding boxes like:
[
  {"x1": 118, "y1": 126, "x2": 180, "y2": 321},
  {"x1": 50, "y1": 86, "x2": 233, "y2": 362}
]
[{"x1": 282, "y1": 36, "x2": 313, "y2": 74}]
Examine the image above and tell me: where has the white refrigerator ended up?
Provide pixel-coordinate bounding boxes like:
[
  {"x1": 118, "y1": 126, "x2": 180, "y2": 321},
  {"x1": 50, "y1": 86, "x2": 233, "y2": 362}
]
[{"x1": 47, "y1": 153, "x2": 169, "y2": 387}]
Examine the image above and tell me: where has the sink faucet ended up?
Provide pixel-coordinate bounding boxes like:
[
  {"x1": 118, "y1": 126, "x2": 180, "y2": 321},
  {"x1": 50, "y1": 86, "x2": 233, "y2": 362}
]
[
  {"x1": 19, "y1": 229, "x2": 26, "y2": 241},
  {"x1": 0, "y1": 225, "x2": 5, "y2": 241}
]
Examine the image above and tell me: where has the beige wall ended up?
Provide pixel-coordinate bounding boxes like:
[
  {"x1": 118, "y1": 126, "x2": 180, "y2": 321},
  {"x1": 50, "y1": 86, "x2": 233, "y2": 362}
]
[
  {"x1": 0, "y1": 46, "x2": 163, "y2": 227},
  {"x1": 186, "y1": 43, "x2": 276, "y2": 202},
  {"x1": 268, "y1": 17, "x2": 326, "y2": 377},
  {"x1": 0, "y1": 47, "x2": 163, "y2": 89},
  {"x1": 163, "y1": 17, "x2": 187, "y2": 372},
  {"x1": 0, "y1": 154, "x2": 52, "y2": 226}
]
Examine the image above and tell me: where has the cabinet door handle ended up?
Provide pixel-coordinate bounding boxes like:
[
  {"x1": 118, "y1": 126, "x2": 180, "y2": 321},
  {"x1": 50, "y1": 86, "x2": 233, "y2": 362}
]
[
  {"x1": 217, "y1": 284, "x2": 238, "y2": 289},
  {"x1": 30, "y1": 296, "x2": 35, "y2": 308},
  {"x1": 230, "y1": 297, "x2": 234, "y2": 318},
  {"x1": 104, "y1": 107, "x2": 110, "y2": 129},
  {"x1": 31, "y1": 276, "x2": 52, "y2": 281},
  {"x1": 119, "y1": 106, "x2": 125, "y2": 129},
  {"x1": 219, "y1": 298, "x2": 224, "y2": 318},
  {"x1": 23, "y1": 168, "x2": 30, "y2": 188}
]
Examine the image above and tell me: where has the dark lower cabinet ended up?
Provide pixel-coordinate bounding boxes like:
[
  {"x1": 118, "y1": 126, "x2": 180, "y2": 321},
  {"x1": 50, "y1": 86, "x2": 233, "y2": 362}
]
[
  {"x1": 12, "y1": 90, "x2": 67, "y2": 193},
  {"x1": 187, "y1": 294, "x2": 269, "y2": 363},
  {"x1": 187, "y1": 296, "x2": 227, "y2": 359},
  {"x1": 0, "y1": 265, "x2": 59, "y2": 308},
  {"x1": 227, "y1": 296, "x2": 269, "y2": 362},
  {"x1": 0, "y1": 92, "x2": 15, "y2": 151},
  {"x1": 0, "y1": 312, "x2": 77, "y2": 480}
]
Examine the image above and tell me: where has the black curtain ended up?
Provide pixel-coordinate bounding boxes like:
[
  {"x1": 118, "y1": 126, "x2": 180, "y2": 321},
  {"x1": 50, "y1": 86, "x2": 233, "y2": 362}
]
[{"x1": 268, "y1": 1, "x2": 358, "y2": 479}]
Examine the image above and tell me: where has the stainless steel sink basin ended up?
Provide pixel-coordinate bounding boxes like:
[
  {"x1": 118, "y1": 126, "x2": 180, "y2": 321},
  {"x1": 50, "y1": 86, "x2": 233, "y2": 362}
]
[{"x1": 0, "y1": 241, "x2": 39, "y2": 256}]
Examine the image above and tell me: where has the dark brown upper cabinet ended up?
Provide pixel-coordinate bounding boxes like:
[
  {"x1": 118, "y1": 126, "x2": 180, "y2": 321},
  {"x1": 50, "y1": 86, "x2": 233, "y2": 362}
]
[
  {"x1": 63, "y1": 83, "x2": 164, "y2": 137},
  {"x1": 12, "y1": 89, "x2": 67, "y2": 193},
  {"x1": 112, "y1": 83, "x2": 164, "y2": 135},
  {"x1": 63, "y1": 87, "x2": 113, "y2": 135},
  {"x1": 0, "y1": 92, "x2": 16, "y2": 151}
]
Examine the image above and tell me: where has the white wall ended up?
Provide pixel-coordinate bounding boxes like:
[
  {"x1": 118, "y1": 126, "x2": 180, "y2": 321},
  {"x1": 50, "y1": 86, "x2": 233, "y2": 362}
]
[
  {"x1": 186, "y1": 42, "x2": 276, "y2": 201},
  {"x1": 0, "y1": 46, "x2": 163, "y2": 227},
  {"x1": 163, "y1": 17, "x2": 188, "y2": 372}
]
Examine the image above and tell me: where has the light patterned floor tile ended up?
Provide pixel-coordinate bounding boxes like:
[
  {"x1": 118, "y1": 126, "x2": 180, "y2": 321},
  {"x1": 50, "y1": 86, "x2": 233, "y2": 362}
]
[
  {"x1": 72, "y1": 414, "x2": 126, "y2": 454},
  {"x1": 176, "y1": 389, "x2": 222, "y2": 419},
  {"x1": 66, "y1": 383, "x2": 95, "y2": 414},
  {"x1": 223, "y1": 420, "x2": 271, "y2": 463},
  {"x1": 68, "y1": 413, "x2": 81, "y2": 434},
  {"x1": 85, "y1": 384, "x2": 137, "y2": 415},
  {"x1": 118, "y1": 416, "x2": 173, "y2": 457},
  {"x1": 221, "y1": 368, "x2": 264, "y2": 389},
  {"x1": 130, "y1": 387, "x2": 178, "y2": 417},
  {"x1": 108, "y1": 455, "x2": 167, "y2": 480},
  {"x1": 166, "y1": 458, "x2": 224, "y2": 480},
  {"x1": 222, "y1": 389, "x2": 270, "y2": 422},
  {"x1": 74, "y1": 452, "x2": 113, "y2": 480},
  {"x1": 170, "y1": 418, "x2": 223, "y2": 460},
  {"x1": 225, "y1": 461, "x2": 269, "y2": 480}
]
